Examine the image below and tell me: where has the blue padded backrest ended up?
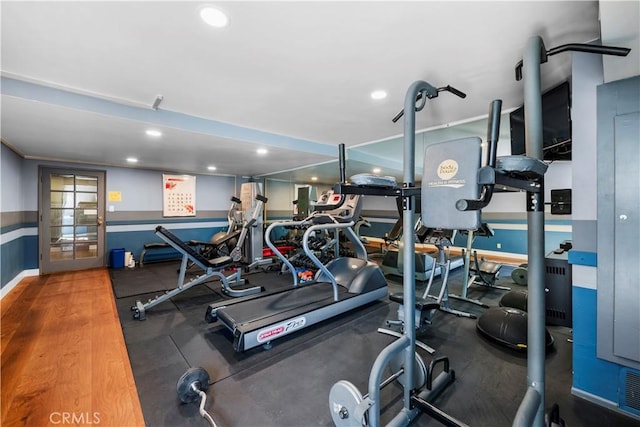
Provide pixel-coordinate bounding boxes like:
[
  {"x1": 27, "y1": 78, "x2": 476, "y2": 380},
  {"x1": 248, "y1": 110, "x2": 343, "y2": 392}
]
[{"x1": 422, "y1": 137, "x2": 482, "y2": 230}]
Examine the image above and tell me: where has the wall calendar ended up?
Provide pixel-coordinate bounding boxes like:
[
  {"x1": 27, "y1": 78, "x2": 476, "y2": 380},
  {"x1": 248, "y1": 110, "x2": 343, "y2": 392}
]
[{"x1": 163, "y1": 174, "x2": 196, "y2": 217}]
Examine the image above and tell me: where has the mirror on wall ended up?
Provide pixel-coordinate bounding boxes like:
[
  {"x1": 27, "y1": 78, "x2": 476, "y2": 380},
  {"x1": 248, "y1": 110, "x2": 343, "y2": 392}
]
[{"x1": 262, "y1": 113, "x2": 513, "y2": 187}]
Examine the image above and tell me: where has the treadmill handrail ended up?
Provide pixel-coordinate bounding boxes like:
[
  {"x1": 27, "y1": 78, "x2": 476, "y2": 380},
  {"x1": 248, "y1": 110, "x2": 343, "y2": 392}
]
[
  {"x1": 302, "y1": 221, "x2": 356, "y2": 301},
  {"x1": 264, "y1": 215, "x2": 343, "y2": 288},
  {"x1": 265, "y1": 220, "x2": 306, "y2": 286}
]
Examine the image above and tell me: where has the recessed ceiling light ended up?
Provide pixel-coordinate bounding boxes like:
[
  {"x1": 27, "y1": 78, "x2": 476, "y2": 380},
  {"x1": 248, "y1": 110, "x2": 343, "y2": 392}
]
[
  {"x1": 207, "y1": 165, "x2": 217, "y2": 171},
  {"x1": 311, "y1": 176, "x2": 318, "y2": 181},
  {"x1": 126, "y1": 157, "x2": 138, "y2": 163},
  {"x1": 256, "y1": 148, "x2": 268, "y2": 155},
  {"x1": 200, "y1": 6, "x2": 229, "y2": 28},
  {"x1": 370, "y1": 90, "x2": 387, "y2": 100},
  {"x1": 372, "y1": 167, "x2": 381, "y2": 174},
  {"x1": 145, "y1": 129, "x2": 162, "y2": 137}
]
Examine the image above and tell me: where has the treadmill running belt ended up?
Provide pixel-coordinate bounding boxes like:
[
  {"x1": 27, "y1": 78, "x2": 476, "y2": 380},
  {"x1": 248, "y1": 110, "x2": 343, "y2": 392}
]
[{"x1": 218, "y1": 283, "x2": 349, "y2": 327}]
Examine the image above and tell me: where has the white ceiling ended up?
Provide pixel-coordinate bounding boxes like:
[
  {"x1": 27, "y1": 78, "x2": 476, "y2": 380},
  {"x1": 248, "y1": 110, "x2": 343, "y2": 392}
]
[{"x1": 0, "y1": 1, "x2": 635, "y2": 183}]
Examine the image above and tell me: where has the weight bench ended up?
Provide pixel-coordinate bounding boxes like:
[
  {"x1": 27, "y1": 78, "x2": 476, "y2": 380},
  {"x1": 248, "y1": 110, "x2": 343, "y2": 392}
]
[{"x1": 132, "y1": 226, "x2": 263, "y2": 320}]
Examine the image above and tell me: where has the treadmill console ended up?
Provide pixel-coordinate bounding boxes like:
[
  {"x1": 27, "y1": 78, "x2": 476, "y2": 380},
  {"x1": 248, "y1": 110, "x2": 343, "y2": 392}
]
[
  {"x1": 314, "y1": 191, "x2": 362, "y2": 222},
  {"x1": 418, "y1": 227, "x2": 454, "y2": 246},
  {"x1": 316, "y1": 191, "x2": 345, "y2": 209}
]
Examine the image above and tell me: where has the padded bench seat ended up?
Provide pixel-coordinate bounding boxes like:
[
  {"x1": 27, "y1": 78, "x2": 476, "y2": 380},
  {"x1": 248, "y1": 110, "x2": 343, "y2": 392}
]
[
  {"x1": 208, "y1": 255, "x2": 233, "y2": 269},
  {"x1": 496, "y1": 155, "x2": 548, "y2": 179}
]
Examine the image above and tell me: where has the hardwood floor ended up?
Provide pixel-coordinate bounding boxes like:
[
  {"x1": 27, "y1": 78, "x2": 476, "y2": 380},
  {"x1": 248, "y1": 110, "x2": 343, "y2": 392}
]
[{"x1": 1, "y1": 269, "x2": 145, "y2": 427}]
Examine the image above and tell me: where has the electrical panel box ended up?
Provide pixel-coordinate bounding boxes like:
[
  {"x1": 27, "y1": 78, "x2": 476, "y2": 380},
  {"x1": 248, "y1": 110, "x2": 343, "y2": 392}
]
[{"x1": 551, "y1": 188, "x2": 571, "y2": 215}]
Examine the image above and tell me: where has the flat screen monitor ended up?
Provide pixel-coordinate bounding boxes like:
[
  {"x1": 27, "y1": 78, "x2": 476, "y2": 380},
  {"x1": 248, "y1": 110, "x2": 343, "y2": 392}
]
[{"x1": 509, "y1": 81, "x2": 572, "y2": 161}]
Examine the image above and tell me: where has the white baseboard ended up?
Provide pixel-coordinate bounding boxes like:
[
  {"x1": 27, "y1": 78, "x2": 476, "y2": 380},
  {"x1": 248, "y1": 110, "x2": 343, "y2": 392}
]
[{"x1": 1, "y1": 269, "x2": 40, "y2": 300}]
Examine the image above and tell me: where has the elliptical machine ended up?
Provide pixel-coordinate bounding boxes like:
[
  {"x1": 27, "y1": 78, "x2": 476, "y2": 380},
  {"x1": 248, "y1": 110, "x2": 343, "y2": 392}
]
[{"x1": 450, "y1": 223, "x2": 509, "y2": 308}]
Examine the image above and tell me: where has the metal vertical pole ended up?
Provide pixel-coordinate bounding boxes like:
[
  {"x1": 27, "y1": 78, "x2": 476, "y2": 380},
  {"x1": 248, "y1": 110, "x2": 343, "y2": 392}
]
[
  {"x1": 338, "y1": 143, "x2": 347, "y2": 262},
  {"x1": 461, "y1": 230, "x2": 474, "y2": 298},
  {"x1": 522, "y1": 35, "x2": 546, "y2": 427},
  {"x1": 401, "y1": 81, "x2": 420, "y2": 410},
  {"x1": 396, "y1": 80, "x2": 439, "y2": 417},
  {"x1": 339, "y1": 143, "x2": 346, "y2": 184}
]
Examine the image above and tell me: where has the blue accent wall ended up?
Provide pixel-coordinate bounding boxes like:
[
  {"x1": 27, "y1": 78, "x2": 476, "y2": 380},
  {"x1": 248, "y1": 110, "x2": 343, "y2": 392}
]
[
  {"x1": 0, "y1": 230, "x2": 38, "y2": 288},
  {"x1": 24, "y1": 234, "x2": 39, "y2": 269},
  {"x1": 2, "y1": 237, "x2": 25, "y2": 287},
  {"x1": 568, "y1": 250, "x2": 597, "y2": 267},
  {"x1": 1, "y1": 238, "x2": 21, "y2": 287},
  {"x1": 572, "y1": 285, "x2": 621, "y2": 403}
]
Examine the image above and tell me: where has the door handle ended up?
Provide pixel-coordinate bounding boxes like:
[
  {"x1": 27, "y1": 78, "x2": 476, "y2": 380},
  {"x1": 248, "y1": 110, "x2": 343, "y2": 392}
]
[{"x1": 97, "y1": 216, "x2": 104, "y2": 226}]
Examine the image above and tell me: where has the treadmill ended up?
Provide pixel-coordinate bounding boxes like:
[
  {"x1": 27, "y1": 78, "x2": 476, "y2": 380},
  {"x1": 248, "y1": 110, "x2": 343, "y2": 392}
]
[{"x1": 205, "y1": 191, "x2": 388, "y2": 352}]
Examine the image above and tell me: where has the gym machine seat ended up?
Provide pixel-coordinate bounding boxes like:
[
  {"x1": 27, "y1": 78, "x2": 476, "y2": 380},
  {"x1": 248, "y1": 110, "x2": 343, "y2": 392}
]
[
  {"x1": 471, "y1": 258, "x2": 501, "y2": 283},
  {"x1": 468, "y1": 252, "x2": 507, "y2": 289}
]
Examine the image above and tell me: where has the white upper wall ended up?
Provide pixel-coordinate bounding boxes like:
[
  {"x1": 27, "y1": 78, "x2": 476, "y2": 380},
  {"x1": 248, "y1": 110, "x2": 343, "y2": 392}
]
[
  {"x1": 1, "y1": 144, "x2": 25, "y2": 212},
  {"x1": 600, "y1": 1, "x2": 640, "y2": 83},
  {"x1": 9, "y1": 156, "x2": 237, "y2": 213}
]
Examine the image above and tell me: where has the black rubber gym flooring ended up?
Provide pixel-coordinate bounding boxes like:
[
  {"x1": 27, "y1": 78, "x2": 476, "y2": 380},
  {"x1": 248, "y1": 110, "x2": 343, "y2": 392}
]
[{"x1": 111, "y1": 260, "x2": 638, "y2": 427}]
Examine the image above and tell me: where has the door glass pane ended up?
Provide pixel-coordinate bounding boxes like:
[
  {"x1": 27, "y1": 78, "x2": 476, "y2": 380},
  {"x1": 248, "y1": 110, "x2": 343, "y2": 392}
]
[
  {"x1": 76, "y1": 243, "x2": 98, "y2": 259},
  {"x1": 50, "y1": 226, "x2": 74, "y2": 243},
  {"x1": 50, "y1": 209, "x2": 74, "y2": 227},
  {"x1": 51, "y1": 191, "x2": 75, "y2": 208},
  {"x1": 50, "y1": 208, "x2": 63, "y2": 228},
  {"x1": 76, "y1": 192, "x2": 97, "y2": 208},
  {"x1": 76, "y1": 208, "x2": 97, "y2": 226},
  {"x1": 76, "y1": 175, "x2": 97, "y2": 192},
  {"x1": 50, "y1": 244, "x2": 74, "y2": 261},
  {"x1": 50, "y1": 226, "x2": 63, "y2": 243},
  {"x1": 50, "y1": 174, "x2": 74, "y2": 191},
  {"x1": 76, "y1": 225, "x2": 97, "y2": 242}
]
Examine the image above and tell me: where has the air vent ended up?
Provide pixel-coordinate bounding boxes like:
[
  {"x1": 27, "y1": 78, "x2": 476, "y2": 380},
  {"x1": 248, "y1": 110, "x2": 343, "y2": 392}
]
[
  {"x1": 546, "y1": 265, "x2": 566, "y2": 276},
  {"x1": 621, "y1": 368, "x2": 640, "y2": 416},
  {"x1": 546, "y1": 308, "x2": 566, "y2": 321}
]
